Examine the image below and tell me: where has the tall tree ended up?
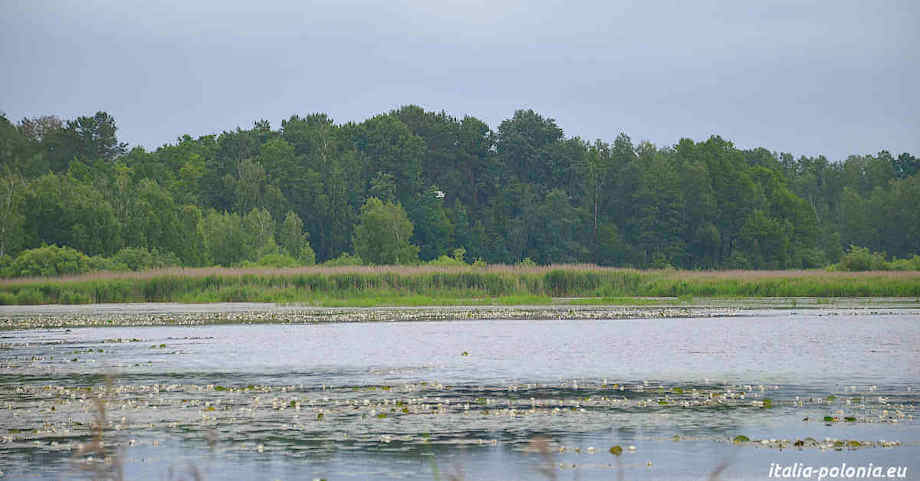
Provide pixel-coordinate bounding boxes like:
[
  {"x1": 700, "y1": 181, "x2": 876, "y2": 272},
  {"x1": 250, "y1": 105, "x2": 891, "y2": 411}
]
[
  {"x1": 496, "y1": 109, "x2": 564, "y2": 187},
  {"x1": 58, "y1": 112, "x2": 127, "y2": 164},
  {"x1": 0, "y1": 170, "x2": 26, "y2": 258},
  {"x1": 352, "y1": 115, "x2": 425, "y2": 206},
  {"x1": 353, "y1": 197, "x2": 419, "y2": 265},
  {"x1": 278, "y1": 210, "x2": 315, "y2": 264}
]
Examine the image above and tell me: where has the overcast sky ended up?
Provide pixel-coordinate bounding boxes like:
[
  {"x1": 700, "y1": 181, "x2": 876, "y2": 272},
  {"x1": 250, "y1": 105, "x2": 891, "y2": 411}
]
[{"x1": 2, "y1": 0, "x2": 917, "y2": 161}]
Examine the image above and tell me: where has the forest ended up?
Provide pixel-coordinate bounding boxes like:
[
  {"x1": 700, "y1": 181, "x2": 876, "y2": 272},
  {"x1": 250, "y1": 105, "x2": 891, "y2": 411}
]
[{"x1": 0, "y1": 106, "x2": 918, "y2": 277}]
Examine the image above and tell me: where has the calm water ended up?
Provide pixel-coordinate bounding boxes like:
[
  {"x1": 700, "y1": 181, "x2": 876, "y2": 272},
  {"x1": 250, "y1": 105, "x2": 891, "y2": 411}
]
[{"x1": 1, "y1": 306, "x2": 918, "y2": 480}]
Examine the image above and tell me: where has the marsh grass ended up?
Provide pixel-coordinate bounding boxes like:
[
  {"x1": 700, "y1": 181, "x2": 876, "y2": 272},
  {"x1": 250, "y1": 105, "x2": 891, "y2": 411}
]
[
  {"x1": 1, "y1": 265, "x2": 918, "y2": 305},
  {"x1": 566, "y1": 297, "x2": 677, "y2": 306}
]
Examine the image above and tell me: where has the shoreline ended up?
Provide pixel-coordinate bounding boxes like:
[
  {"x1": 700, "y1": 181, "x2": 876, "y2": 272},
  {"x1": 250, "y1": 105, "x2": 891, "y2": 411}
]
[{"x1": 2, "y1": 298, "x2": 919, "y2": 330}]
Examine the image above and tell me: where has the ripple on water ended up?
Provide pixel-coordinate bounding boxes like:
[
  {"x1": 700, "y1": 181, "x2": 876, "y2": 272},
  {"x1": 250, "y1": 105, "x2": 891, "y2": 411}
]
[{"x1": 0, "y1": 310, "x2": 918, "y2": 480}]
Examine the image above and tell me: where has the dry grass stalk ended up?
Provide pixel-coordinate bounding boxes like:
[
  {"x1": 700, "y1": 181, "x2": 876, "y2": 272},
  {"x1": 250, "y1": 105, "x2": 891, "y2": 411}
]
[
  {"x1": 529, "y1": 437, "x2": 558, "y2": 481},
  {"x1": 3, "y1": 263, "x2": 917, "y2": 287},
  {"x1": 72, "y1": 378, "x2": 123, "y2": 481}
]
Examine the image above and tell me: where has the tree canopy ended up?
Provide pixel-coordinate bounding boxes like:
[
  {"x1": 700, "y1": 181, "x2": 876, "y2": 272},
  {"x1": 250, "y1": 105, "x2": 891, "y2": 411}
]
[{"x1": 0, "y1": 107, "x2": 917, "y2": 275}]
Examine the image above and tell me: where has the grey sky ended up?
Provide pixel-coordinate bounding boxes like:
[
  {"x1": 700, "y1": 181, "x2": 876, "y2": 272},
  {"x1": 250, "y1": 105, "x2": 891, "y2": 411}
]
[{"x1": 2, "y1": 0, "x2": 917, "y2": 161}]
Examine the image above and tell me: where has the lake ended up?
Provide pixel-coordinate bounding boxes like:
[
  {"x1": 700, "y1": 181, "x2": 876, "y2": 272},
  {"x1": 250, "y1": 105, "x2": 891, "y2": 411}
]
[{"x1": 1, "y1": 304, "x2": 918, "y2": 480}]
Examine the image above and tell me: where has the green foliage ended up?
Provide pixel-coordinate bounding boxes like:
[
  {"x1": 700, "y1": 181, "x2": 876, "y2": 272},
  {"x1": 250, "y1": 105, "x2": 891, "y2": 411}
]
[
  {"x1": 196, "y1": 208, "x2": 281, "y2": 266},
  {"x1": 0, "y1": 255, "x2": 11, "y2": 275},
  {"x1": 0, "y1": 170, "x2": 26, "y2": 258},
  {"x1": 353, "y1": 197, "x2": 420, "y2": 265},
  {"x1": 110, "y1": 247, "x2": 179, "y2": 271},
  {"x1": 321, "y1": 252, "x2": 363, "y2": 267},
  {"x1": 0, "y1": 107, "x2": 918, "y2": 276},
  {"x1": 23, "y1": 173, "x2": 121, "y2": 256},
  {"x1": 427, "y1": 248, "x2": 468, "y2": 266},
  {"x1": 830, "y1": 246, "x2": 920, "y2": 272},
  {"x1": 834, "y1": 246, "x2": 889, "y2": 271},
  {"x1": 409, "y1": 186, "x2": 454, "y2": 260},
  {"x1": 241, "y1": 253, "x2": 301, "y2": 268},
  {"x1": 888, "y1": 255, "x2": 920, "y2": 271},
  {"x1": 4, "y1": 245, "x2": 93, "y2": 277},
  {"x1": 198, "y1": 209, "x2": 247, "y2": 266},
  {"x1": 427, "y1": 255, "x2": 465, "y2": 267},
  {"x1": 278, "y1": 211, "x2": 315, "y2": 265}
]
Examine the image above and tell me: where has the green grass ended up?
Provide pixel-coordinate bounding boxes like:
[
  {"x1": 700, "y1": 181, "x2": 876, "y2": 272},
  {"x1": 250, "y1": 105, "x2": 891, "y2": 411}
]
[
  {"x1": 0, "y1": 265, "x2": 918, "y2": 305},
  {"x1": 566, "y1": 297, "x2": 676, "y2": 306},
  {"x1": 282, "y1": 294, "x2": 553, "y2": 308}
]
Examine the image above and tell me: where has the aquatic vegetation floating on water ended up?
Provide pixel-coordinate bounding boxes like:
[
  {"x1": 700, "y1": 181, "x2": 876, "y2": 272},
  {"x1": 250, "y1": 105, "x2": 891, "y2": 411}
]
[
  {"x1": 736, "y1": 436, "x2": 892, "y2": 450},
  {"x1": 0, "y1": 372, "x2": 913, "y2": 473},
  {"x1": 733, "y1": 435, "x2": 750, "y2": 444},
  {"x1": 1, "y1": 305, "x2": 746, "y2": 330}
]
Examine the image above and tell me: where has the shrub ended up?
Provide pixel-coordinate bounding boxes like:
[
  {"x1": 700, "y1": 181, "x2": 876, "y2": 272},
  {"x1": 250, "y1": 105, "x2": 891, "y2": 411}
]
[
  {"x1": 834, "y1": 246, "x2": 888, "y2": 271},
  {"x1": 6, "y1": 245, "x2": 93, "y2": 278},
  {"x1": 426, "y1": 248, "x2": 467, "y2": 267},
  {"x1": 888, "y1": 255, "x2": 920, "y2": 271},
  {"x1": 110, "y1": 247, "x2": 180, "y2": 271},
  {"x1": 87, "y1": 255, "x2": 118, "y2": 272},
  {"x1": 242, "y1": 253, "x2": 301, "y2": 268},
  {"x1": 298, "y1": 245, "x2": 316, "y2": 266},
  {"x1": 321, "y1": 252, "x2": 364, "y2": 267},
  {"x1": 518, "y1": 257, "x2": 537, "y2": 267}
]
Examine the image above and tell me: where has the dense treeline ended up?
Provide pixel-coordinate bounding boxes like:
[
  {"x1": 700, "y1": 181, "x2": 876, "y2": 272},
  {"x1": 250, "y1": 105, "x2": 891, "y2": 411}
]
[{"x1": 1, "y1": 107, "x2": 918, "y2": 275}]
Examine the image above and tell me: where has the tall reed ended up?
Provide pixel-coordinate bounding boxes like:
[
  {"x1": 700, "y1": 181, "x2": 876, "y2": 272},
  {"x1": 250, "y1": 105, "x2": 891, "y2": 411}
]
[{"x1": 1, "y1": 266, "x2": 918, "y2": 305}]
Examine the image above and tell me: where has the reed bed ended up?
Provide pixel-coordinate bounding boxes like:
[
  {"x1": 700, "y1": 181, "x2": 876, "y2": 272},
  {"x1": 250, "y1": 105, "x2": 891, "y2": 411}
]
[{"x1": 0, "y1": 265, "x2": 918, "y2": 305}]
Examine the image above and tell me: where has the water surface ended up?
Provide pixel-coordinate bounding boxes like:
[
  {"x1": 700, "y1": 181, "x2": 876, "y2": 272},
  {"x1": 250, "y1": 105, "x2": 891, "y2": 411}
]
[{"x1": 1, "y1": 305, "x2": 918, "y2": 480}]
